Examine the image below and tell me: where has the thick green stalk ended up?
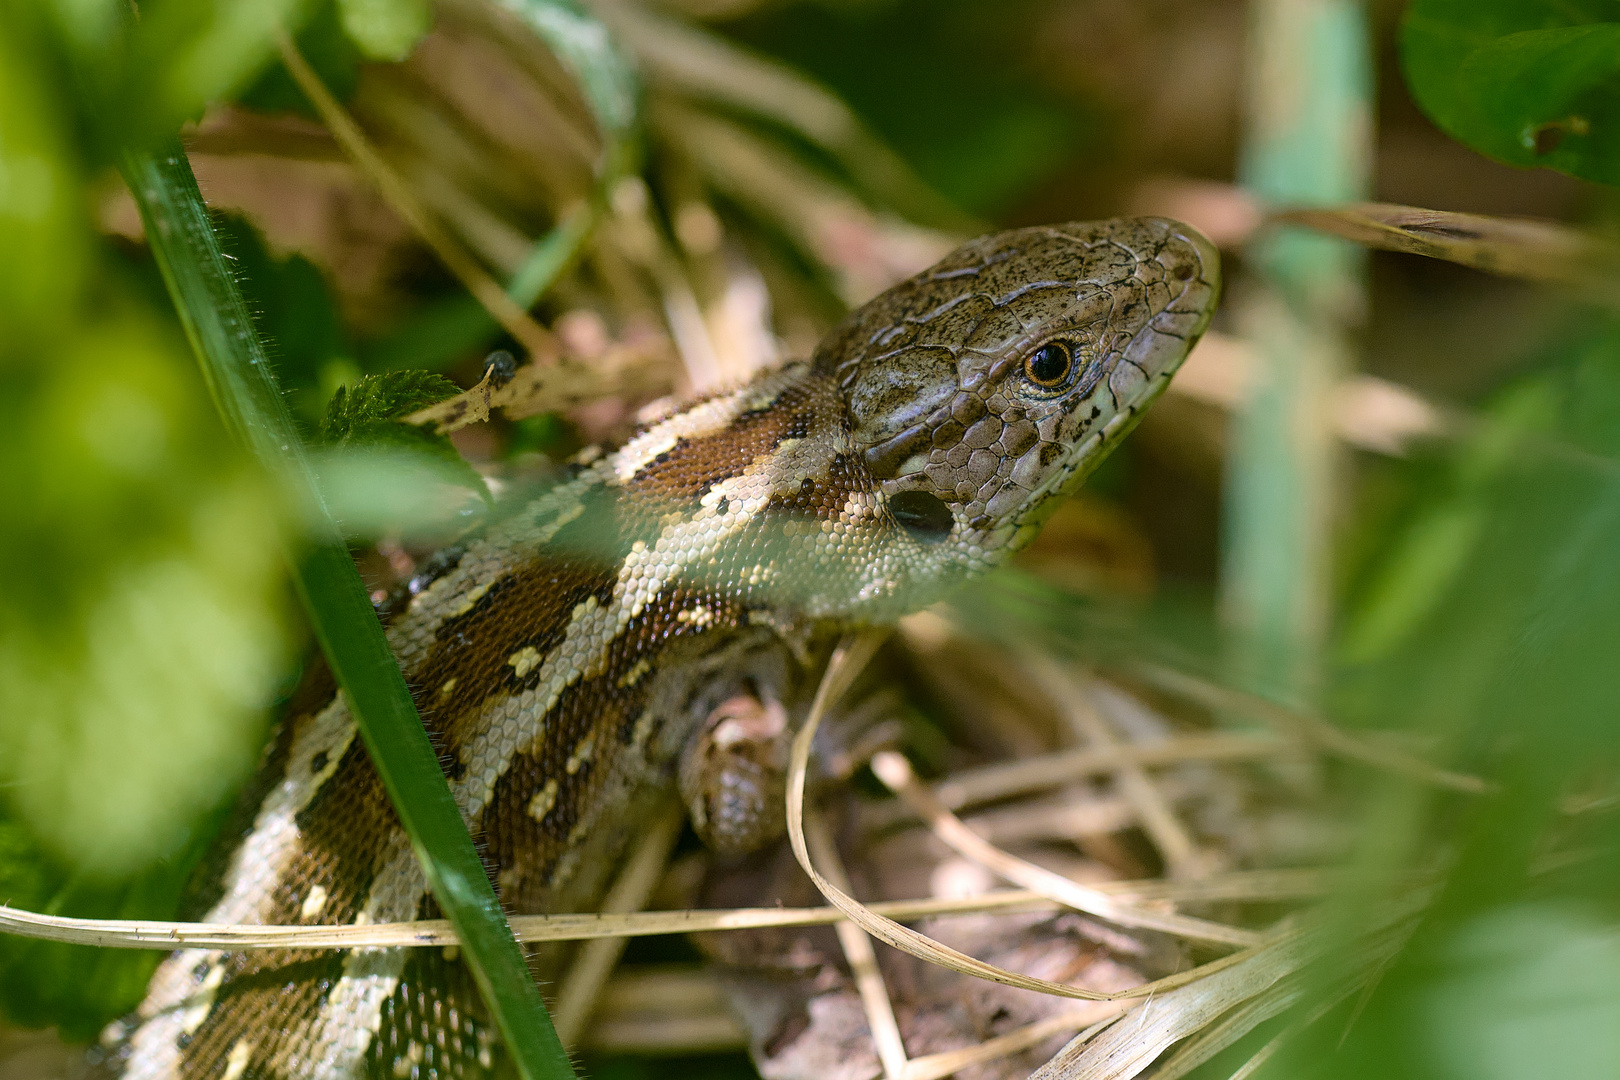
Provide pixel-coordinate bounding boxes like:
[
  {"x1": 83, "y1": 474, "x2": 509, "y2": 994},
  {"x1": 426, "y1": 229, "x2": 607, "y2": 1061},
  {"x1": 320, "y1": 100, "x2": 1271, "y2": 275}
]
[
  {"x1": 122, "y1": 145, "x2": 575, "y2": 1080},
  {"x1": 1224, "y1": 0, "x2": 1373, "y2": 699}
]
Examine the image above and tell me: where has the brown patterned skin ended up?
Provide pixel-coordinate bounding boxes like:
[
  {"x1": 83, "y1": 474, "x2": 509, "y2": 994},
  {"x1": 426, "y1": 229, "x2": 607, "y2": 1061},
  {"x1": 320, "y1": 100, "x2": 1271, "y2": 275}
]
[{"x1": 88, "y1": 218, "x2": 1218, "y2": 1080}]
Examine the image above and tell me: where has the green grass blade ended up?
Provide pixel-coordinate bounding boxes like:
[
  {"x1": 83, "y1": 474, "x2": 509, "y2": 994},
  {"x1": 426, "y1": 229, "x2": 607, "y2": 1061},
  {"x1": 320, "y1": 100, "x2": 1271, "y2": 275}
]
[{"x1": 121, "y1": 144, "x2": 576, "y2": 1080}]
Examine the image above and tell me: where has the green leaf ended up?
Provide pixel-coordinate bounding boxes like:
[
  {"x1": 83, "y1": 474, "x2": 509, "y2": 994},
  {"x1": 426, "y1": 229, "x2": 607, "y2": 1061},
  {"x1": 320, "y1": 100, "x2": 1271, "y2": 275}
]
[
  {"x1": 317, "y1": 370, "x2": 490, "y2": 520},
  {"x1": 1402, "y1": 1, "x2": 1620, "y2": 183},
  {"x1": 122, "y1": 141, "x2": 575, "y2": 1080},
  {"x1": 318, "y1": 369, "x2": 461, "y2": 442},
  {"x1": 337, "y1": 0, "x2": 431, "y2": 61}
]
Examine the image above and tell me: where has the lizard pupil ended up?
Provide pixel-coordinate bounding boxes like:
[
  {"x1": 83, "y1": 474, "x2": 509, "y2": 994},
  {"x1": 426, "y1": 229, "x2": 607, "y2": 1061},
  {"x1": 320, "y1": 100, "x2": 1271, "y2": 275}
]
[
  {"x1": 889, "y1": 491, "x2": 953, "y2": 541},
  {"x1": 1025, "y1": 342, "x2": 1072, "y2": 388}
]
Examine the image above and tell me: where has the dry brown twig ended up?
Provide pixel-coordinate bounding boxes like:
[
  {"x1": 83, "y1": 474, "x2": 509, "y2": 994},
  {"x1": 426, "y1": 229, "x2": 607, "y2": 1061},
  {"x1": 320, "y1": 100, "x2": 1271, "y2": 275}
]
[{"x1": 1273, "y1": 202, "x2": 1620, "y2": 300}]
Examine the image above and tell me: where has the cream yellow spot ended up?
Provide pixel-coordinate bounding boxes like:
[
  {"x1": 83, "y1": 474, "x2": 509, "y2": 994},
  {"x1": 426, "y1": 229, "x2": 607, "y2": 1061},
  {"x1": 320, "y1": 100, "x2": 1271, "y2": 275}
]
[
  {"x1": 527, "y1": 779, "x2": 559, "y2": 823},
  {"x1": 300, "y1": 884, "x2": 328, "y2": 920},
  {"x1": 565, "y1": 731, "x2": 596, "y2": 776},
  {"x1": 618, "y1": 656, "x2": 652, "y2": 688},
  {"x1": 437, "y1": 677, "x2": 457, "y2": 700},
  {"x1": 180, "y1": 962, "x2": 227, "y2": 1034},
  {"x1": 447, "y1": 580, "x2": 493, "y2": 619},
  {"x1": 223, "y1": 1039, "x2": 253, "y2": 1080},
  {"x1": 507, "y1": 646, "x2": 542, "y2": 679},
  {"x1": 676, "y1": 605, "x2": 713, "y2": 628}
]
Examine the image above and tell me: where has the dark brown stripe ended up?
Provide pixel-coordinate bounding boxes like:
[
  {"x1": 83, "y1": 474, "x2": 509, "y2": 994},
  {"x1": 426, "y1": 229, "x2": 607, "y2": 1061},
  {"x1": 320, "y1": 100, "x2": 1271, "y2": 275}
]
[
  {"x1": 480, "y1": 586, "x2": 747, "y2": 910},
  {"x1": 412, "y1": 556, "x2": 623, "y2": 742},
  {"x1": 625, "y1": 383, "x2": 813, "y2": 501},
  {"x1": 179, "y1": 953, "x2": 346, "y2": 1077}
]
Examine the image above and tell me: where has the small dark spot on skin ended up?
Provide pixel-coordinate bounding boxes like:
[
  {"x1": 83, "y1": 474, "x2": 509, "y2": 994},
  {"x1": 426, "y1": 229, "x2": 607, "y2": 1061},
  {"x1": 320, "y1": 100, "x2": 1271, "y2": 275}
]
[
  {"x1": 176, "y1": 1033, "x2": 192, "y2": 1050},
  {"x1": 1089, "y1": 405, "x2": 1101, "y2": 420},
  {"x1": 716, "y1": 497, "x2": 728, "y2": 515},
  {"x1": 799, "y1": 477, "x2": 814, "y2": 496},
  {"x1": 310, "y1": 751, "x2": 329, "y2": 774},
  {"x1": 1172, "y1": 261, "x2": 1195, "y2": 281},
  {"x1": 192, "y1": 960, "x2": 211, "y2": 982}
]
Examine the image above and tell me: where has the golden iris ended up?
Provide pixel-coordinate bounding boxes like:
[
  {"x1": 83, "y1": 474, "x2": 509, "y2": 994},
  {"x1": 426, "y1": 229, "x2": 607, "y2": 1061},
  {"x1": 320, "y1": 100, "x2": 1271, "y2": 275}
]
[{"x1": 1024, "y1": 341, "x2": 1073, "y2": 388}]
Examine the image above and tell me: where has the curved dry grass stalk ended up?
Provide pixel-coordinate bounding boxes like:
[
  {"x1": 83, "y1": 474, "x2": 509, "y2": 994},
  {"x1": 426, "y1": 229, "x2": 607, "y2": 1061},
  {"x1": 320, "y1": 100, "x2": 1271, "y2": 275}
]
[
  {"x1": 900, "y1": 1009, "x2": 1125, "y2": 1080},
  {"x1": 804, "y1": 811, "x2": 908, "y2": 1079},
  {"x1": 785, "y1": 633, "x2": 1299, "y2": 1006},
  {"x1": 0, "y1": 870, "x2": 1331, "y2": 953},
  {"x1": 1030, "y1": 904, "x2": 1422, "y2": 1080}
]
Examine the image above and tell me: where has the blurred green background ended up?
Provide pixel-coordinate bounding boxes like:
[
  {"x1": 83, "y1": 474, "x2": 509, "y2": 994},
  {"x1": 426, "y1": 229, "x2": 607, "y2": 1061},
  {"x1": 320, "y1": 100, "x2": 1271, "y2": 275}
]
[{"x1": 5, "y1": 0, "x2": 1620, "y2": 1077}]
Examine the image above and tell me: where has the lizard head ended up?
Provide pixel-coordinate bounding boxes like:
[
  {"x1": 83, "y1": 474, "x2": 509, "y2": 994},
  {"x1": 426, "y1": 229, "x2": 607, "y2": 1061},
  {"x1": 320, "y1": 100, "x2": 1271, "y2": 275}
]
[{"x1": 814, "y1": 216, "x2": 1220, "y2": 572}]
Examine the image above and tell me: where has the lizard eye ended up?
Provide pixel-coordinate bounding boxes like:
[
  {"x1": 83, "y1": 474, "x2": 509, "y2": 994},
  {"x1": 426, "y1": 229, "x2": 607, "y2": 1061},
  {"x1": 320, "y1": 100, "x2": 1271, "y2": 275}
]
[{"x1": 1024, "y1": 341, "x2": 1074, "y2": 389}]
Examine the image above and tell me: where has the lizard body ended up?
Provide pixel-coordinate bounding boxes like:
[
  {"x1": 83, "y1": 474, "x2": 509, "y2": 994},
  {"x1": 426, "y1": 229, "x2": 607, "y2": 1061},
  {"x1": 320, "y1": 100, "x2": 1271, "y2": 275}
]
[{"x1": 89, "y1": 217, "x2": 1219, "y2": 1080}]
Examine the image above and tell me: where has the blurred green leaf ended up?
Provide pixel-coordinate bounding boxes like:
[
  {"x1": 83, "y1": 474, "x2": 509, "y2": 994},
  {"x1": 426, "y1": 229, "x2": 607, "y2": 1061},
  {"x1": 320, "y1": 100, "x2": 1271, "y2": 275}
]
[
  {"x1": 0, "y1": 313, "x2": 288, "y2": 877},
  {"x1": 0, "y1": 810, "x2": 212, "y2": 1037},
  {"x1": 237, "y1": 0, "x2": 362, "y2": 116},
  {"x1": 311, "y1": 446, "x2": 487, "y2": 538},
  {"x1": 1337, "y1": 381, "x2": 1558, "y2": 664},
  {"x1": 0, "y1": 17, "x2": 88, "y2": 341},
  {"x1": 0, "y1": 10, "x2": 289, "y2": 883},
  {"x1": 1419, "y1": 904, "x2": 1620, "y2": 1080},
  {"x1": 133, "y1": 0, "x2": 309, "y2": 120},
  {"x1": 1402, "y1": 1, "x2": 1620, "y2": 184},
  {"x1": 337, "y1": 0, "x2": 431, "y2": 61}
]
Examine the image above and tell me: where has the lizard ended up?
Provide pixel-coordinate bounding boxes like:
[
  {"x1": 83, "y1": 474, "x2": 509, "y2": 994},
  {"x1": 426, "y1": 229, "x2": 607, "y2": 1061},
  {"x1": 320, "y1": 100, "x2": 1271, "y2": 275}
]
[{"x1": 86, "y1": 216, "x2": 1219, "y2": 1080}]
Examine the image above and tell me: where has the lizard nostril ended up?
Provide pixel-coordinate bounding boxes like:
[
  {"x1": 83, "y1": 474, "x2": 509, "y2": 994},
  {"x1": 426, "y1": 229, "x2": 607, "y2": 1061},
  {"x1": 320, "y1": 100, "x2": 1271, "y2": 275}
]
[{"x1": 888, "y1": 491, "x2": 954, "y2": 541}]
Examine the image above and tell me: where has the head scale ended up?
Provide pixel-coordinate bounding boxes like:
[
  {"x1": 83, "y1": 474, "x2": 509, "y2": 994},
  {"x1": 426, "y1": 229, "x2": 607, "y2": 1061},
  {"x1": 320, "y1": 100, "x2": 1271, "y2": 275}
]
[{"x1": 816, "y1": 216, "x2": 1219, "y2": 572}]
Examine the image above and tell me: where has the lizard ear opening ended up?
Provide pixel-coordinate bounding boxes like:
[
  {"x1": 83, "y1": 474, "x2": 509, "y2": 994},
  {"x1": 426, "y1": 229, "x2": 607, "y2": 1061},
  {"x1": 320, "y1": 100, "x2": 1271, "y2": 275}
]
[{"x1": 889, "y1": 490, "x2": 953, "y2": 541}]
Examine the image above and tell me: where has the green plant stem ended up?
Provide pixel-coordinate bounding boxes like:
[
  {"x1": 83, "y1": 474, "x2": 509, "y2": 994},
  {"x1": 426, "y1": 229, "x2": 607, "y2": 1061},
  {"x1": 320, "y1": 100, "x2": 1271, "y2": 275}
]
[
  {"x1": 1224, "y1": 0, "x2": 1373, "y2": 700},
  {"x1": 122, "y1": 144, "x2": 575, "y2": 1080}
]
